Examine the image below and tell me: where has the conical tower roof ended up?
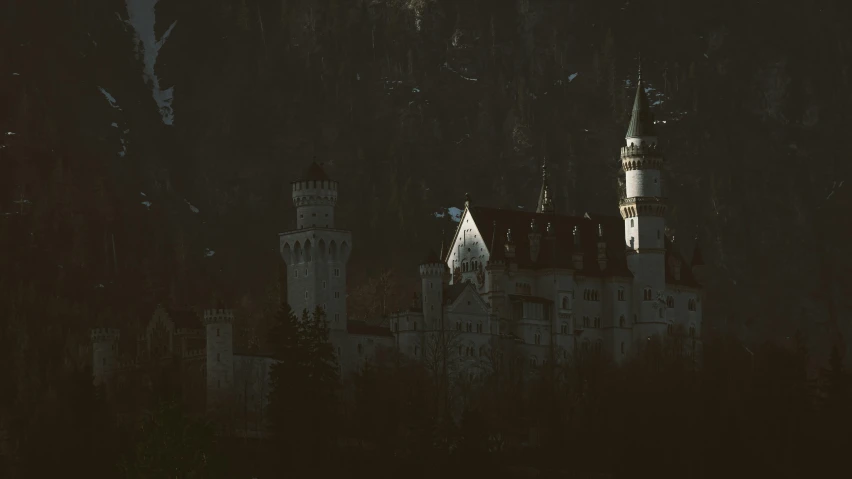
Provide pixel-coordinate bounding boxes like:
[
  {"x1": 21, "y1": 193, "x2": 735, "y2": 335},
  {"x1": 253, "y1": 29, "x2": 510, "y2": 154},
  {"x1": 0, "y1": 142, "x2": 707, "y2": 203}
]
[{"x1": 625, "y1": 75, "x2": 656, "y2": 139}]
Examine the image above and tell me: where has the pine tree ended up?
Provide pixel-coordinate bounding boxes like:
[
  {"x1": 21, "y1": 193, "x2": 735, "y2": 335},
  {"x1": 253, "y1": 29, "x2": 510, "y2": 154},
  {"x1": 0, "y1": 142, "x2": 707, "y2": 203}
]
[{"x1": 266, "y1": 302, "x2": 306, "y2": 443}]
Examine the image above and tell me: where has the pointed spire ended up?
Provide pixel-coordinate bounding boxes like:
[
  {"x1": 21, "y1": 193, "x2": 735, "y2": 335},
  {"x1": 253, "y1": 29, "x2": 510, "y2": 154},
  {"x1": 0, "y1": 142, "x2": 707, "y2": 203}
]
[
  {"x1": 626, "y1": 55, "x2": 656, "y2": 139},
  {"x1": 691, "y1": 233, "x2": 705, "y2": 267},
  {"x1": 536, "y1": 157, "x2": 554, "y2": 214}
]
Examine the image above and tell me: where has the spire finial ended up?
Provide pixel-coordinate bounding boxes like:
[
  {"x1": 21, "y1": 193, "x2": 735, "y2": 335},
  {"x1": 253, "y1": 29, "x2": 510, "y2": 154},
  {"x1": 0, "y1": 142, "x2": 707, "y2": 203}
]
[
  {"x1": 638, "y1": 52, "x2": 642, "y2": 83},
  {"x1": 542, "y1": 156, "x2": 547, "y2": 178}
]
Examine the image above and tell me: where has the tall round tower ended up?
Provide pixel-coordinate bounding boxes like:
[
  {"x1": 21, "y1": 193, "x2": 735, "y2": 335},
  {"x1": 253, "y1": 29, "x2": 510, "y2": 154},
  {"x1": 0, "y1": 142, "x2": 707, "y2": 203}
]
[
  {"x1": 292, "y1": 159, "x2": 338, "y2": 230},
  {"x1": 204, "y1": 308, "x2": 234, "y2": 414},
  {"x1": 420, "y1": 250, "x2": 446, "y2": 330},
  {"x1": 619, "y1": 67, "x2": 668, "y2": 341},
  {"x1": 91, "y1": 328, "x2": 120, "y2": 386},
  {"x1": 280, "y1": 159, "x2": 352, "y2": 334}
]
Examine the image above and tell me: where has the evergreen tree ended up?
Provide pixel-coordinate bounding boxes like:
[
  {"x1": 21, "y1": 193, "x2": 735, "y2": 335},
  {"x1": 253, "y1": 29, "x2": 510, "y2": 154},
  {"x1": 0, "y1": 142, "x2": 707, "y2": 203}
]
[
  {"x1": 121, "y1": 400, "x2": 222, "y2": 479},
  {"x1": 266, "y1": 304, "x2": 340, "y2": 470}
]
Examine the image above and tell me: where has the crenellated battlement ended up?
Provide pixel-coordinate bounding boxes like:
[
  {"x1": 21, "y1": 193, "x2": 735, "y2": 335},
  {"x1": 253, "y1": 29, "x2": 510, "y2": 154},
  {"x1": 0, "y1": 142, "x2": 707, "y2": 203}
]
[
  {"x1": 91, "y1": 328, "x2": 120, "y2": 343},
  {"x1": 619, "y1": 197, "x2": 669, "y2": 219},
  {"x1": 621, "y1": 143, "x2": 664, "y2": 171},
  {"x1": 419, "y1": 263, "x2": 445, "y2": 278},
  {"x1": 292, "y1": 180, "x2": 339, "y2": 208},
  {"x1": 203, "y1": 309, "x2": 234, "y2": 325}
]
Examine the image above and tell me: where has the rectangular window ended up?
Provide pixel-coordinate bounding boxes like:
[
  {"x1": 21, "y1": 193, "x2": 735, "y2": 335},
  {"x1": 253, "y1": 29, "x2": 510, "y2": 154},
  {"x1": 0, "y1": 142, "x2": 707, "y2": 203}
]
[
  {"x1": 334, "y1": 291, "x2": 340, "y2": 299},
  {"x1": 322, "y1": 280, "x2": 327, "y2": 288},
  {"x1": 333, "y1": 268, "x2": 340, "y2": 277}
]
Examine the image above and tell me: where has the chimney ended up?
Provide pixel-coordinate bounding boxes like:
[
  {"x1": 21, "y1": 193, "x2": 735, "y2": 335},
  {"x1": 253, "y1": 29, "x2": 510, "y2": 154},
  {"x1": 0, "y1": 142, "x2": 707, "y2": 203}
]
[
  {"x1": 529, "y1": 219, "x2": 542, "y2": 263},
  {"x1": 572, "y1": 225, "x2": 584, "y2": 270},
  {"x1": 596, "y1": 224, "x2": 608, "y2": 271}
]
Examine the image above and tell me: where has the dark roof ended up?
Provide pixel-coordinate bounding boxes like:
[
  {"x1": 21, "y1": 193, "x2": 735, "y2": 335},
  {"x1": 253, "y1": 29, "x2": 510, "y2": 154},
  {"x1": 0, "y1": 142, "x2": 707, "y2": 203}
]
[
  {"x1": 625, "y1": 81, "x2": 656, "y2": 138},
  {"x1": 347, "y1": 320, "x2": 393, "y2": 337},
  {"x1": 299, "y1": 160, "x2": 330, "y2": 181},
  {"x1": 665, "y1": 237, "x2": 702, "y2": 288},
  {"x1": 169, "y1": 310, "x2": 202, "y2": 330},
  {"x1": 422, "y1": 249, "x2": 441, "y2": 265},
  {"x1": 464, "y1": 206, "x2": 633, "y2": 277},
  {"x1": 444, "y1": 282, "x2": 470, "y2": 304}
]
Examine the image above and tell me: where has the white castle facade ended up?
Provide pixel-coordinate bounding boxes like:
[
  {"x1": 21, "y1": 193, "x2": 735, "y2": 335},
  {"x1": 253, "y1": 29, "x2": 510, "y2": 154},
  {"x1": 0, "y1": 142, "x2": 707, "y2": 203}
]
[{"x1": 91, "y1": 78, "x2": 705, "y2": 434}]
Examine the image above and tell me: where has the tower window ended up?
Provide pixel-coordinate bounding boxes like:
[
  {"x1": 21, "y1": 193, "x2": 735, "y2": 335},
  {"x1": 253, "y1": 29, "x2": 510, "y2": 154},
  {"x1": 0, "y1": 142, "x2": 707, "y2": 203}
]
[
  {"x1": 322, "y1": 280, "x2": 327, "y2": 288},
  {"x1": 618, "y1": 290, "x2": 625, "y2": 301},
  {"x1": 304, "y1": 269, "x2": 308, "y2": 276},
  {"x1": 334, "y1": 268, "x2": 340, "y2": 277},
  {"x1": 334, "y1": 291, "x2": 340, "y2": 299},
  {"x1": 300, "y1": 214, "x2": 304, "y2": 218},
  {"x1": 295, "y1": 270, "x2": 299, "y2": 278},
  {"x1": 334, "y1": 313, "x2": 340, "y2": 322},
  {"x1": 305, "y1": 291, "x2": 309, "y2": 299},
  {"x1": 631, "y1": 219, "x2": 634, "y2": 227},
  {"x1": 534, "y1": 333, "x2": 541, "y2": 345},
  {"x1": 561, "y1": 323, "x2": 568, "y2": 334},
  {"x1": 619, "y1": 315, "x2": 625, "y2": 327}
]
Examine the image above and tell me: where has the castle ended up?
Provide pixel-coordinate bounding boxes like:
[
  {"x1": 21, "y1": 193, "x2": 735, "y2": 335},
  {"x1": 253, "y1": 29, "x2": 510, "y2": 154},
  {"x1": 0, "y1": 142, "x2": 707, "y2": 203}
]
[{"x1": 91, "y1": 76, "x2": 705, "y2": 434}]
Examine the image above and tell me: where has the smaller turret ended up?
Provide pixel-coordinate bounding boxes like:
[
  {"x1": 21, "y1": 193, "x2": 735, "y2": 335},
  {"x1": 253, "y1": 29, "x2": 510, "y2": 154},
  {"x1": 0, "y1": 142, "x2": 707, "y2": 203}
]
[
  {"x1": 204, "y1": 308, "x2": 234, "y2": 414},
  {"x1": 572, "y1": 226, "x2": 584, "y2": 270},
  {"x1": 420, "y1": 250, "x2": 445, "y2": 328},
  {"x1": 91, "y1": 328, "x2": 120, "y2": 386},
  {"x1": 596, "y1": 224, "x2": 608, "y2": 271},
  {"x1": 292, "y1": 159, "x2": 338, "y2": 230}
]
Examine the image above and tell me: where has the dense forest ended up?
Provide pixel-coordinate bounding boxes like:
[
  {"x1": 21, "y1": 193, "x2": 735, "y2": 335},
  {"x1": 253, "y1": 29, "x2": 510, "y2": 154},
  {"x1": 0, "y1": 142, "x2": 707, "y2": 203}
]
[{"x1": 1, "y1": 0, "x2": 851, "y2": 476}]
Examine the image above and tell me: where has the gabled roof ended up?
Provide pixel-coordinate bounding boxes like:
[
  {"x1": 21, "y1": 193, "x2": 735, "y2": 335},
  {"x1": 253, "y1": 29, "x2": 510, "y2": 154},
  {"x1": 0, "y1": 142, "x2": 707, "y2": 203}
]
[
  {"x1": 461, "y1": 206, "x2": 633, "y2": 277},
  {"x1": 625, "y1": 80, "x2": 656, "y2": 138},
  {"x1": 444, "y1": 282, "x2": 470, "y2": 304}
]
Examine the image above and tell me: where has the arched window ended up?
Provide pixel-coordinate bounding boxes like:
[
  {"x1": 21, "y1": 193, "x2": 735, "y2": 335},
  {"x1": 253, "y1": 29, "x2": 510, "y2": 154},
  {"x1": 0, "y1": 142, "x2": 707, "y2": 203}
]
[
  {"x1": 530, "y1": 356, "x2": 538, "y2": 368},
  {"x1": 534, "y1": 332, "x2": 541, "y2": 345},
  {"x1": 562, "y1": 297, "x2": 569, "y2": 309},
  {"x1": 561, "y1": 322, "x2": 569, "y2": 334},
  {"x1": 631, "y1": 219, "x2": 634, "y2": 227},
  {"x1": 644, "y1": 287, "x2": 652, "y2": 301},
  {"x1": 619, "y1": 315, "x2": 625, "y2": 328},
  {"x1": 667, "y1": 322, "x2": 674, "y2": 335}
]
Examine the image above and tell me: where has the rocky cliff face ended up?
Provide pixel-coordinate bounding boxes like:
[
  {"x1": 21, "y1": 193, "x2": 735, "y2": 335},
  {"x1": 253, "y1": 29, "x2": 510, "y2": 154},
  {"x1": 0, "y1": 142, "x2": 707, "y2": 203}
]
[{"x1": 1, "y1": 0, "x2": 850, "y2": 360}]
